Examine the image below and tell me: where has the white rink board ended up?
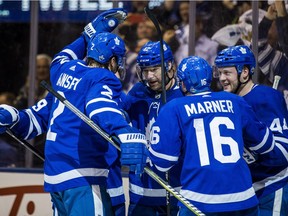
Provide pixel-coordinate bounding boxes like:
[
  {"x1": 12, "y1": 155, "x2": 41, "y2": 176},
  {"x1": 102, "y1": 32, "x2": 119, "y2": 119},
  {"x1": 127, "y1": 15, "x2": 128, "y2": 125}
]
[
  {"x1": 0, "y1": 169, "x2": 130, "y2": 216},
  {"x1": 0, "y1": 169, "x2": 53, "y2": 216}
]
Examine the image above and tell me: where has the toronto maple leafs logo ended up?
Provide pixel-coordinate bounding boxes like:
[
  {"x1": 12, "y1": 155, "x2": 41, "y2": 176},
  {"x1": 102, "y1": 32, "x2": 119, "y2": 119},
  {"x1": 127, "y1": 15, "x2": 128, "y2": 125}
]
[
  {"x1": 99, "y1": 55, "x2": 105, "y2": 61},
  {"x1": 181, "y1": 63, "x2": 187, "y2": 72},
  {"x1": 114, "y1": 37, "x2": 120, "y2": 45},
  {"x1": 239, "y1": 46, "x2": 247, "y2": 54},
  {"x1": 145, "y1": 117, "x2": 156, "y2": 148}
]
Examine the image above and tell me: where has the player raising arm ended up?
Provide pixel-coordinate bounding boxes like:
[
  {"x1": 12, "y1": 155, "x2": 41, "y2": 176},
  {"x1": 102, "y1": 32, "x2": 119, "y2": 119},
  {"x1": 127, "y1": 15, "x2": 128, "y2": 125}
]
[
  {"x1": 146, "y1": 56, "x2": 287, "y2": 215},
  {"x1": 0, "y1": 8, "x2": 146, "y2": 216}
]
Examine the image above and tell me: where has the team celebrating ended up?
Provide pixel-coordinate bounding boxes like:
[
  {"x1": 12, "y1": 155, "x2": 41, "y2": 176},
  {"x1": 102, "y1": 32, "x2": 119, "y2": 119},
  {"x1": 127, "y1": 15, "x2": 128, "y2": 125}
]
[{"x1": 0, "y1": 6, "x2": 287, "y2": 216}]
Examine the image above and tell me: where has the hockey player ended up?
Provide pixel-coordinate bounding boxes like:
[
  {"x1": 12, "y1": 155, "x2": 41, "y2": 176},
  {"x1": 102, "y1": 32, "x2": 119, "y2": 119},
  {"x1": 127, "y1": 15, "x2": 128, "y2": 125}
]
[
  {"x1": 0, "y1": 10, "x2": 147, "y2": 216},
  {"x1": 1, "y1": 92, "x2": 127, "y2": 216},
  {"x1": 214, "y1": 45, "x2": 288, "y2": 216},
  {"x1": 121, "y1": 41, "x2": 184, "y2": 216},
  {"x1": 147, "y1": 56, "x2": 288, "y2": 215}
]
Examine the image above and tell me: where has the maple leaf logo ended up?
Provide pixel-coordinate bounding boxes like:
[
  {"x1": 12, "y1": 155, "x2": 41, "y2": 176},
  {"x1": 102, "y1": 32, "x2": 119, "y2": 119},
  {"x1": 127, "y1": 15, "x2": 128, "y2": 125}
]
[{"x1": 145, "y1": 117, "x2": 156, "y2": 148}]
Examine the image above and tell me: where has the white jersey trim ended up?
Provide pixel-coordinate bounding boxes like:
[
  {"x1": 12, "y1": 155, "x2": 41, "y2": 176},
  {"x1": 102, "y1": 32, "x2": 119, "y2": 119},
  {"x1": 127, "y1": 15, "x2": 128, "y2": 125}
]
[
  {"x1": 249, "y1": 128, "x2": 271, "y2": 152},
  {"x1": 44, "y1": 168, "x2": 109, "y2": 184},
  {"x1": 89, "y1": 107, "x2": 122, "y2": 119},
  {"x1": 86, "y1": 98, "x2": 118, "y2": 108},
  {"x1": 62, "y1": 48, "x2": 78, "y2": 60},
  {"x1": 273, "y1": 188, "x2": 283, "y2": 215},
  {"x1": 154, "y1": 164, "x2": 173, "y2": 172},
  {"x1": 180, "y1": 187, "x2": 255, "y2": 204},
  {"x1": 253, "y1": 166, "x2": 288, "y2": 192},
  {"x1": 107, "y1": 186, "x2": 124, "y2": 198},
  {"x1": 24, "y1": 109, "x2": 42, "y2": 139},
  {"x1": 275, "y1": 142, "x2": 288, "y2": 162},
  {"x1": 130, "y1": 183, "x2": 181, "y2": 197},
  {"x1": 92, "y1": 185, "x2": 104, "y2": 216},
  {"x1": 275, "y1": 136, "x2": 288, "y2": 144},
  {"x1": 118, "y1": 133, "x2": 146, "y2": 144},
  {"x1": 261, "y1": 139, "x2": 275, "y2": 154},
  {"x1": 149, "y1": 147, "x2": 178, "y2": 162}
]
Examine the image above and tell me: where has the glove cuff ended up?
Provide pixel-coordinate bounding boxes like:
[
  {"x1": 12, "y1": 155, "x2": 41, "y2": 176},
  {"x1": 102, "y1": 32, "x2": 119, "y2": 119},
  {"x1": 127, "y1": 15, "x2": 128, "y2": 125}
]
[
  {"x1": 84, "y1": 23, "x2": 96, "y2": 38},
  {"x1": 118, "y1": 133, "x2": 146, "y2": 145},
  {"x1": 0, "y1": 104, "x2": 20, "y2": 127}
]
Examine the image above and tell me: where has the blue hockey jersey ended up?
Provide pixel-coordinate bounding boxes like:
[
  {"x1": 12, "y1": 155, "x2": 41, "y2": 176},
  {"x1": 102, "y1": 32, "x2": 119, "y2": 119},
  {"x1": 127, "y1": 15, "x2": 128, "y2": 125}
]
[
  {"x1": 12, "y1": 35, "x2": 131, "y2": 193},
  {"x1": 243, "y1": 84, "x2": 288, "y2": 198},
  {"x1": 12, "y1": 91, "x2": 125, "y2": 205},
  {"x1": 149, "y1": 91, "x2": 287, "y2": 213},
  {"x1": 121, "y1": 81, "x2": 184, "y2": 206}
]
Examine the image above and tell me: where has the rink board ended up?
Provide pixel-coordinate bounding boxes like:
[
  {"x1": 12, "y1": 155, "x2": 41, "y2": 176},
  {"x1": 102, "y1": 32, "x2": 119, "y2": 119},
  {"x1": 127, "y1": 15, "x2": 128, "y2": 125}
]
[{"x1": 0, "y1": 168, "x2": 129, "y2": 216}]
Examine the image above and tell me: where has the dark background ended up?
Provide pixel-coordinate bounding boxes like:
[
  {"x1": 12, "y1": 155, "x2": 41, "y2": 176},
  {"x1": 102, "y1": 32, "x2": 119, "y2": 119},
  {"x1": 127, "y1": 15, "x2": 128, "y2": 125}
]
[{"x1": 0, "y1": 0, "x2": 143, "y2": 94}]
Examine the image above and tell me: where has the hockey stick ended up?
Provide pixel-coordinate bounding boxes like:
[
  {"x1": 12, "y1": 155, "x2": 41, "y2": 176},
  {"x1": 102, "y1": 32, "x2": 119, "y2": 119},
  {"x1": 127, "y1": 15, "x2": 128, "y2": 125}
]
[
  {"x1": 41, "y1": 81, "x2": 205, "y2": 216},
  {"x1": 144, "y1": 7, "x2": 172, "y2": 215},
  {"x1": 144, "y1": 7, "x2": 166, "y2": 104},
  {"x1": 6, "y1": 128, "x2": 45, "y2": 161},
  {"x1": 272, "y1": 75, "x2": 281, "y2": 90}
]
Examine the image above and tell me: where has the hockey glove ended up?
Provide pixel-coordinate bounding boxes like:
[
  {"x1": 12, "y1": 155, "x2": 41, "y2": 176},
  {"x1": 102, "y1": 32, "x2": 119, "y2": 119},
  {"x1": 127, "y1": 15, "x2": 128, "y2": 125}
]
[
  {"x1": 83, "y1": 8, "x2": 127, "y2": 43},
  {"x1": 0, "y1": 105, "x2": 19, "y2": 134},
  {"x1": 116, "y1": 127, "x2": 147, "y2": 174}
]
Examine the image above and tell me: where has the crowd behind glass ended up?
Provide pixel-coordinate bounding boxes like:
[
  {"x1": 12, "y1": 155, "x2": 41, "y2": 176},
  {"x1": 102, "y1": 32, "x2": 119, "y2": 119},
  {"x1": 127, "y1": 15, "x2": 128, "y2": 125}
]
[{"x1": 0, "y1": 0, "x2": 286, "y2": 168}]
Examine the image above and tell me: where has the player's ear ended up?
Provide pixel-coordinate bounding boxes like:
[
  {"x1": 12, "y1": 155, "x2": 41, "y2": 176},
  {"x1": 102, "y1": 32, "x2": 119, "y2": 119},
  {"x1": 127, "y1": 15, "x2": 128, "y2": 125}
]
[
  {"x1": 240, "y1": 66, "x2": 250, "y2": 82},
  {"x1": 244, "y1": 66, "x2": 251, "y2": 76}
]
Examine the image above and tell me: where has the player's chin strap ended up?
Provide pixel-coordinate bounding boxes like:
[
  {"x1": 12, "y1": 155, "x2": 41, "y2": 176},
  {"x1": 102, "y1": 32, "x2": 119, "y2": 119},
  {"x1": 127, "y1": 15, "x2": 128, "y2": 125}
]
[
  {"x1": 40, "y1": 80, "x2": 205, "y2": 216},
  {"x1": 164, "y1": 70, "x2": 175, "y2": 89},
  {"x1": 234, "y1": 74, "x2": 250, "y2": 94}
]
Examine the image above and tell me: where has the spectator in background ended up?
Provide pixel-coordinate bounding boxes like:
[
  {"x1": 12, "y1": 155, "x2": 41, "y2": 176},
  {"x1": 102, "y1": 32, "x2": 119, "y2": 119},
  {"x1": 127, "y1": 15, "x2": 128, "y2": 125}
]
[
  {"x1": 13, "y1": 54, "x2": 52, "y2": 167},
  {"x1": 0, "y1": 92, "x2": 21, "y2": 167},
  {"x1": 0, "y1": 92, "x2": 15, "y2": 106},
  {"x1": 174, "y1": 1, "x2": 219, "y2": 66},
  {"x1": 256, "y1": 0, "x2": 288, "y2": 109},
  {"x1": 163, "y1": 28, "x2": 180, "y2": 54},
  {"x1": 14, "y1": 54, "x2": 52, "y2": 109},
  {"x1": 135, "y1": 18, "x2": 159, "y2": 42},
  {"x1": 118, "y1": 22, "x2": 139, "y2": 93},
  {"x1": 0, "y1": 9, "x2": 147, "y2": 216},
  {"x1": 0, "y1": 135, "x2": 17, "y2": 167},
  {"x1": 136, "y1": 21, "x2": 149, "y2": 41},
  {"x1": 143, "y1": 19, "x2": 159, "y2": 41},
  {"x1": 276, "y1": 1, "x2": 288, "y2": 57},
  {"x1": 130, "y1": 0, "x2": 148, "y2": 14},
  {"x1": 125, "y1": 0, "x2": 148, "y2": 31}
]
